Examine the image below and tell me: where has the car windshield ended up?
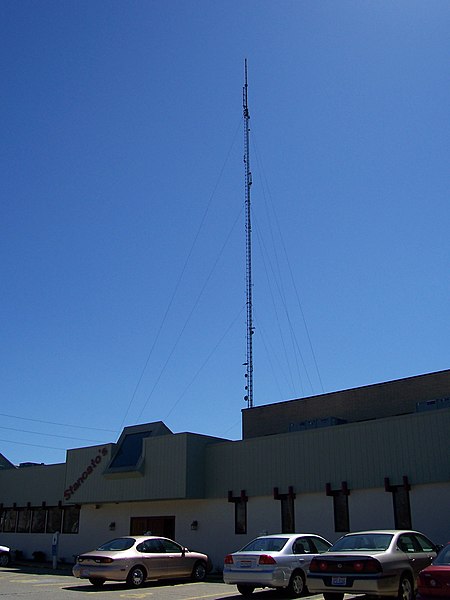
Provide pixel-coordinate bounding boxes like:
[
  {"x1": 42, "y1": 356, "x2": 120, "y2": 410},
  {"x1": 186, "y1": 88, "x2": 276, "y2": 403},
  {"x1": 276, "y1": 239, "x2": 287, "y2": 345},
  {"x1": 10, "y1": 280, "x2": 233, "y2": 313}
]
[
  {"x1": 240, "y1": 537, "x2": 289, "y2": 552},
  {"x1": 434, "y1": 545, "x2": 450, "y2": 565},
  {"x1": 331, "y1": 533, "x2": 393, "y2": 552},
  {"x1": 97, "y1": 538, "x2": 135, "y2": 551}
]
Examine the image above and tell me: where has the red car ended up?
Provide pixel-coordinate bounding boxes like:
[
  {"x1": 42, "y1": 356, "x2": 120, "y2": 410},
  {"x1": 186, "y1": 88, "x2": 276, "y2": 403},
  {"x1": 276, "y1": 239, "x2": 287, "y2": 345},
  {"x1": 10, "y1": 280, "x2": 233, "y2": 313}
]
[{"x1": 417, "y1": 543, "x2": 450, "y2": 599}]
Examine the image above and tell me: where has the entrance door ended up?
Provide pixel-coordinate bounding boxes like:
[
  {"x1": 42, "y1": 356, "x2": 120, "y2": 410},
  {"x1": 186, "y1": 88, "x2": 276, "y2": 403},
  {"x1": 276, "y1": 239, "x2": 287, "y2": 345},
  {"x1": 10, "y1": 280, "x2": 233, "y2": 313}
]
[{"x1": 130, "y1": 516, "x2": 175, "y2": 539}]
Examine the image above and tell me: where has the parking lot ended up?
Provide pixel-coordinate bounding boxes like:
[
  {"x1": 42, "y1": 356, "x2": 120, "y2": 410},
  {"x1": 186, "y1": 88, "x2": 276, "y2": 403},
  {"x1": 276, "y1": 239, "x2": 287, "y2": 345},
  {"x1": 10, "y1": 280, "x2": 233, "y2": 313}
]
[{"x1": 0, "y1": 565, "x2": 364, "y2": 600}]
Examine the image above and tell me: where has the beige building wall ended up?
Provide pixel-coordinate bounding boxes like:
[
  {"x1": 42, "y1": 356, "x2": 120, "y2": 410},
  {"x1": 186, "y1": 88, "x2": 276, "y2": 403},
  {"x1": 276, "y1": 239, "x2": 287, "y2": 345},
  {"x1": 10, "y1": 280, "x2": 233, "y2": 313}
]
[{"x1": 243, "y1": 368, "x2": 450, "y2": 438}]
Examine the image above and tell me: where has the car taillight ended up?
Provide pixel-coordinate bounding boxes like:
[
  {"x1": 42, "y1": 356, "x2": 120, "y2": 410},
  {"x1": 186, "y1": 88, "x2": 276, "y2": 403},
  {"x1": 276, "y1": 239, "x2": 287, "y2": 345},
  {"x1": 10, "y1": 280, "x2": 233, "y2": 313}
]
[
  {"x1": 419, "y1": 574, "x2": 442, "y2": 588},
  {"x1": 309, "y1": 558, "x2": 328, "y2": 572},
  {"x1": 95, "y1": 557, "x2": 113, "y2": 564},
  {"x1": 258, "y1": 555, "x2": 276, "y2": 565},
  {"x1": 309, "y1": 558, "x2": 381, "y2": 574},
  {"x1": 362, "y1": 558, "x2": 382, "y2": 573},
  {"x1": 224, "y1": 554, "x2": 234, "y2": 565}
]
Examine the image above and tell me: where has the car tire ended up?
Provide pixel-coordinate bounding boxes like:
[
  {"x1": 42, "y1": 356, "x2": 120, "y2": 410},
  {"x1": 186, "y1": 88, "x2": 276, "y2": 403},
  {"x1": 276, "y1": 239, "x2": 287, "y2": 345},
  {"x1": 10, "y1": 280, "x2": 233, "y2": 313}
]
[
  {"x1": 323, "y1": 593, "x2": 344, "y2": 600},
  {"x1": 397, "y1": 574, "x2": 413, "y2": 600},
  {"x1": 285, "y1": 570, "x2": 306, "y2": 597},
  {"x1": 191, "y1": 560, "x2": 207, "y2": 581},
  {"x1": 0, "y1": 553, "x2": 10, "y2": 567},
  {"x1": 126, "y1": 565, "x2": 146, "y2": 588},
  {"x1": 237, "y1": 584, "x2": 255, "y2": 596},
  {"x1": 88, "y1": 578, "x2": 105, "y2": 587}
]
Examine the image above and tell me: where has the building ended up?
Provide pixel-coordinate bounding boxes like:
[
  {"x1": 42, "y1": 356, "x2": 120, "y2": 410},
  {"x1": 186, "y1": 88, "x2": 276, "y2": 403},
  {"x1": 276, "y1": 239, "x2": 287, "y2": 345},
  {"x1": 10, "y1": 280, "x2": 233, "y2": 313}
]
[{"x1": 1, "y1": 369, "x2": 449, "y2": 570}]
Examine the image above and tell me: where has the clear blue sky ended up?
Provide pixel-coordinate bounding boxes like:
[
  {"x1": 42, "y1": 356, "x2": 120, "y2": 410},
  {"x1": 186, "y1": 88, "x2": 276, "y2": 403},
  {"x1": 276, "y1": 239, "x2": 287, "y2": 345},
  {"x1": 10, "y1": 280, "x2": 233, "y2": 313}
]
[{"x1": 1, "y1": 1, "x2": 449, "y2": 466}]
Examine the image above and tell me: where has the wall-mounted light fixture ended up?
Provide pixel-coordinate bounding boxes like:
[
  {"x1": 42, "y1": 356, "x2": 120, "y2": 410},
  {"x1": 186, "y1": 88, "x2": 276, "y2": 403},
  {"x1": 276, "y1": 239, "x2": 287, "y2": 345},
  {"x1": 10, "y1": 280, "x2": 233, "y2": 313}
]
[
  {"x1": 190, "y1": 520, "x2": 198, "y2": 531},
  {"x1": 109, "y1": 522, "x2": 116, "y2": 531}
]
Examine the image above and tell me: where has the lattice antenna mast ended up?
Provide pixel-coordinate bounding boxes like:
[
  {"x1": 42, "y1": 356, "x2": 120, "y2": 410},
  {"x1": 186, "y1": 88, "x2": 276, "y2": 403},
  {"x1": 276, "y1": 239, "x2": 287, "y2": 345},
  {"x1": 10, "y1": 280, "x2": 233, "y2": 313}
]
[{"x1": 243, "y1": 59, "x2": 254, "y2": 409}]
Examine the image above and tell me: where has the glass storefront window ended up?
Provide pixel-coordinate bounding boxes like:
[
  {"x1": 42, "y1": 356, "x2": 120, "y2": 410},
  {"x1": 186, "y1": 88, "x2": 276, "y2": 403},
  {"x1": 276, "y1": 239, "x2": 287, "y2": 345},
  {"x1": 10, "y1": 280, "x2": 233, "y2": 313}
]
[
  {"x1": 62, "y1": 506, "x2": 80, "y2": 534},
  {"x1": 3, "y1": 509, "x2": 17, "y2": 533},
  {"x1": 31, "y1": 508, "x2": 46, "y2": 533},
  {"x1": 17, "y1": 509, "x2": 32, "y2": 533},
  {"x1": 46, "y1": 507, "x2": 63, "y2": 533}
]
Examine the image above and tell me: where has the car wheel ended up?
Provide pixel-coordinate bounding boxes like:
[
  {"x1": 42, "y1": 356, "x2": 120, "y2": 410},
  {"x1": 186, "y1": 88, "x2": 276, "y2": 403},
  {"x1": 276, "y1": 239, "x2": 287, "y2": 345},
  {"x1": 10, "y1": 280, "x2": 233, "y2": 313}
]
[
  {"x1": 88, "y1": 578, "x2": 105, "y2": 587},
  {"x1": 0, "y1": 553, "x2": 10, "y2": 567},
  {"x1": 191, "y1": 560, "x2": 207, "y2": 581},
  {"x1": 398, "y1": 575, "x2": 413, "y2": 600},
  {"x1": 237, "y1": 584, "x2": 255, "y2": 597},
  {"x1": 126, "y1": 565, "x2": 146, "y2": 588},
  {"x1": 285, "y1": 570, "x2": 306, "y2": 597},
  {"x1": 323, "y1": 593, "x2": 344, "y2": 600}
]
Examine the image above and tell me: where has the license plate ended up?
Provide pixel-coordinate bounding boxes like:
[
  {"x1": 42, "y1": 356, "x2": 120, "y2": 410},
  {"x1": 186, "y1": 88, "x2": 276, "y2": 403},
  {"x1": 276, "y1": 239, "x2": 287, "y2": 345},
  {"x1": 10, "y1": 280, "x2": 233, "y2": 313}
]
[
  {"x1": 81, "y1": 569, "x2": 90, "y2": 577},
  {"x1": 240, "y1": 560, "x2": 252, "y2": 568},
  {"x1": 332, "y1": 576, "x2": 347, "y2": 586}
]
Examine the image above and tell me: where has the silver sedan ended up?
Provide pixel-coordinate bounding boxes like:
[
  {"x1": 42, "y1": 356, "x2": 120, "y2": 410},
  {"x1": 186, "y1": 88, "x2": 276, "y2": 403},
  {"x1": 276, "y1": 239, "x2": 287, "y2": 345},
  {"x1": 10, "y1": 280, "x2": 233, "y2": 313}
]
[
  {"x1": 72, "y1": 536, "x2": 209, "y2": 588},
  {"x1": 307, "y1": 529, "x2": 439, "y2": 600},
  {"x1": 223, "y1": 532, "x2": 332, "y2": 597}
]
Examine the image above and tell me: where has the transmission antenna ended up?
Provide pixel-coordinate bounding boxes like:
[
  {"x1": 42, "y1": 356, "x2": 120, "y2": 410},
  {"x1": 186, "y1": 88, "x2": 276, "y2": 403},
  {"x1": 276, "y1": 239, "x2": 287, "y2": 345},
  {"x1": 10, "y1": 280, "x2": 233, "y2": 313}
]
[{"x1": 243, "y1": 59, "x2": 254, "y2": 409}]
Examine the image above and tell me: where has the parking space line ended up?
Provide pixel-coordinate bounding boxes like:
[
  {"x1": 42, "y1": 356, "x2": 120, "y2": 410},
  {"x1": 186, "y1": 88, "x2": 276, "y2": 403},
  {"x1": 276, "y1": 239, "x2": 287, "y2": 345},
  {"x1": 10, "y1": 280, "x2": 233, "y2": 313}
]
[{"x1": 119, "y1": 592, "x2": 153, "y2": 598}]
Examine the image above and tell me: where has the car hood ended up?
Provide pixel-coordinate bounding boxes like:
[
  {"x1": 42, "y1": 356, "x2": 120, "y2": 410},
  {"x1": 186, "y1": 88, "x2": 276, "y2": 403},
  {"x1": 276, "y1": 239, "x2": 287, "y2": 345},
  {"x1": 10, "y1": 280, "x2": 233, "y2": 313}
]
[{"x1": 421, "y1": 565, "x2": 450, "y2": 573}]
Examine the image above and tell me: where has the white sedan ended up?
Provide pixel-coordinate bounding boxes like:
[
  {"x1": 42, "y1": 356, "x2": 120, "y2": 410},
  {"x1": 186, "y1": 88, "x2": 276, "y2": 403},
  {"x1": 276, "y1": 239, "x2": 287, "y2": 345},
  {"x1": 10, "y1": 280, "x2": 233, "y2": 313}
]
[{"x1": 223, "y1": 533, "x2": 332, "y2": 597}]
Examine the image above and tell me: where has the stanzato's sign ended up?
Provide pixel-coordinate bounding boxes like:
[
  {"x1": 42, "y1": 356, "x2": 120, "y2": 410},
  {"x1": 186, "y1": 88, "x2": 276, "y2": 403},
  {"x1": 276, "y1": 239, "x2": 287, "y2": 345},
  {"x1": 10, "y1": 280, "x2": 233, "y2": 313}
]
[{"x1": 64, "y1": 447, "x2": 108, "y2": 501}]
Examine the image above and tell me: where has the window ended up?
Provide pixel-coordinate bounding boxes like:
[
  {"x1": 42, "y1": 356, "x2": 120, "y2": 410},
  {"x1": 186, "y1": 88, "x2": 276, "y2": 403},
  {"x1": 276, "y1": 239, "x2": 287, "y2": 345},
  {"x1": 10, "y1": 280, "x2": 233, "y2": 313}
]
[
  {"x1": 2, "y1": 509, "x2": 17, "y2": 533},
  {"x1": 98, "y1": 538, "x2": 134, "y2": 551},
  {"x1": 17, "y1": 509, "x2": 31, "y2": 533},
  {"x1": 414, "y1": 533, "x2": 436, "y2": 553},
  {"x1": 293, "y1": 538, "x2": 311, "y2": 554},
  {"x1": 160, "y1": 539, "x2": 182, "y2": 553},
  {"x1": 280, "y1": 496, "x2": 295, "y2": 533},
  {"x1": 385, "y1": 476, "x2": 412, "y2": 529},
  {"x1": 333, "y1": 493, "x2": 350, "y2": 532},
  {"x1": 274, "y1": 487, "x2": 296, "y2": 534},
  {"x1": 326, "y1": 482, "x2": 350, "y2": 533},
  {"x1": 46, "y1": 507, "x2": 63, "y2": 533},
  {"x1": 241, "y1": 537, "x2": 288, "y2": 552},
  {"x1": 435, "y1": 545, "x2": 450, "y2": 565},
  {"x1": 62, "y1": 506, "x2": 79, "y2": 534},
  {"x1": 31, "y1": 508, "x2": 46, "y2": 533},
  {"x1": 109, "y1": 431, "x2": 151, "y2": 469},
  {"x1": 235, "y1": 499, "x2": 247, "y2": 534},
  {"x1": 228, "y1": 491, "x2": 248, "y2": 535},
  {"x1": 137, "y1": 539, "x2": 163, "y2": 553},
  {"x1": 398, "y1": 534, "x2": 416, "y2": 553},
  {"x1": 310, "y1": 536, "x2": 332, "y2": 553},
  {"x1": 393, "y1": 488, "x2": 411, "y2": 529},
  {"x1": 1, "y1": 505, "x2": 76, "y2": 534}
]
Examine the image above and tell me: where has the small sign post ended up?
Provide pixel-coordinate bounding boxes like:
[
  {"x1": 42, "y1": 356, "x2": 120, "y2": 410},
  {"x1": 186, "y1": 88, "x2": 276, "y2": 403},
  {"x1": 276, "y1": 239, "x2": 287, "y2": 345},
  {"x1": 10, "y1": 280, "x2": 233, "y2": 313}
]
[{"x1": 51, "y1": 532, "x2": 59, "y2": 570}]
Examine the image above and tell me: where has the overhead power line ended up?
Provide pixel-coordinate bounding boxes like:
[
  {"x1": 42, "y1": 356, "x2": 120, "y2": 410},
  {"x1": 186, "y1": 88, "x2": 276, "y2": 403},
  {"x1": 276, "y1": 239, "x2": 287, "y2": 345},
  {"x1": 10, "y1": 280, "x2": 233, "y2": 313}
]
[
  {"x1": 0, "y1": 412, "x2": 117, "y2": 433},
  {"x1": 0, "y1": 438, "x2": 72, "y2": 452},
  {"x1": 0, "y1": 425, "x2": 106, "y2": 443}
]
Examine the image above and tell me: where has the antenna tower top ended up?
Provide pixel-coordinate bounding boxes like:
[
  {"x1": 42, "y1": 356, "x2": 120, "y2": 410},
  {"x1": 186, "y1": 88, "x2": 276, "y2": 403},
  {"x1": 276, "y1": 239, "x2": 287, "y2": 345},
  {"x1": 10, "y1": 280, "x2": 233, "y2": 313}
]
[{"x1": 243, "y1": 59, "x2": 254, "y2": 409}]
